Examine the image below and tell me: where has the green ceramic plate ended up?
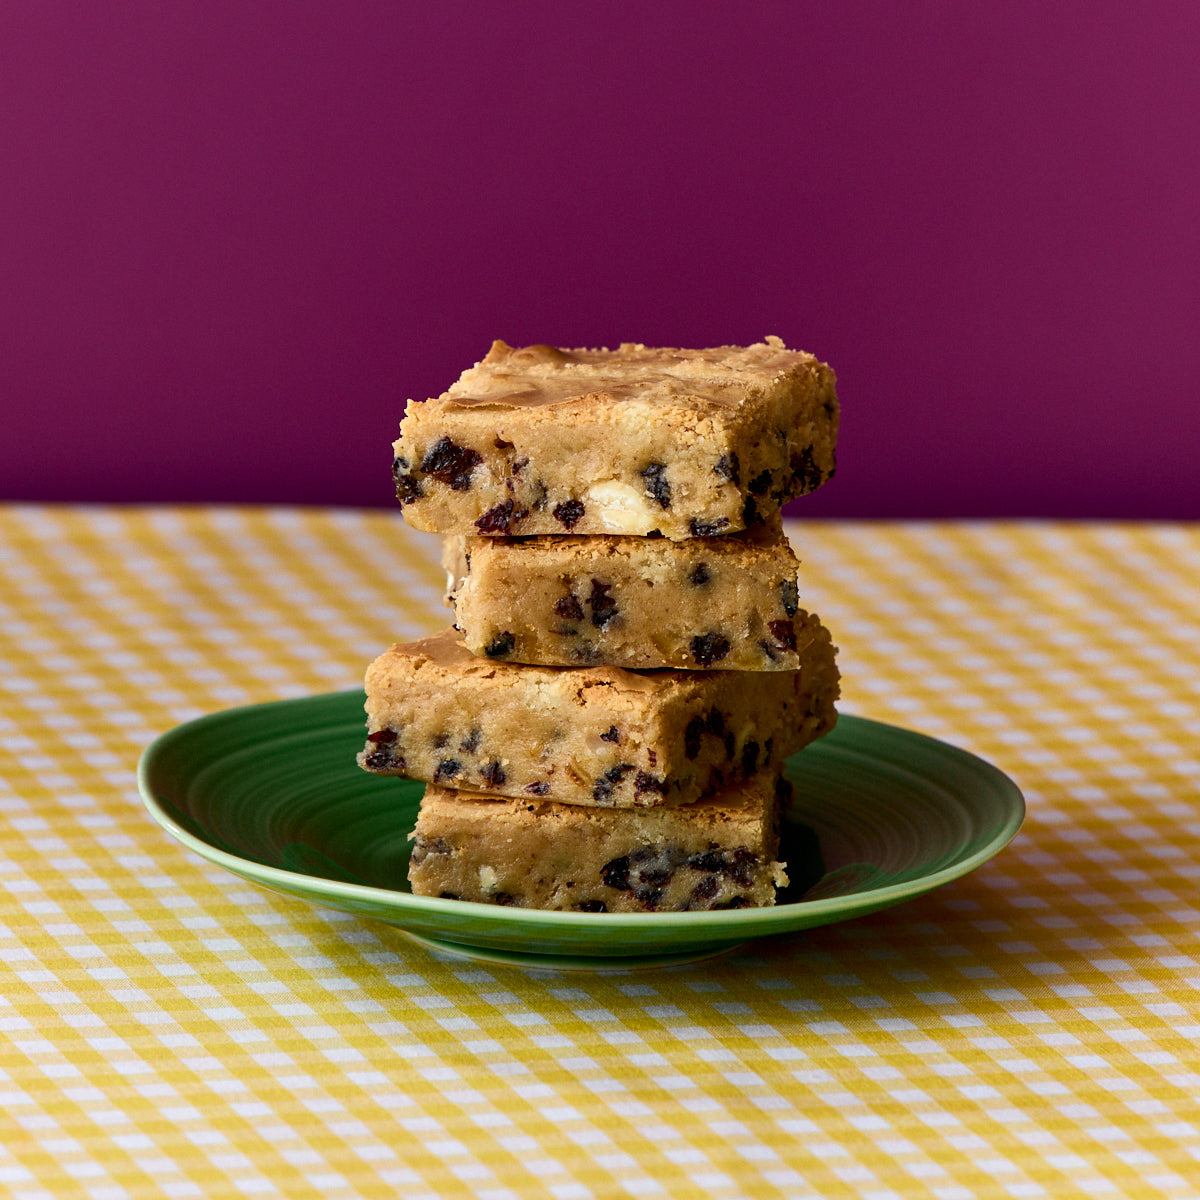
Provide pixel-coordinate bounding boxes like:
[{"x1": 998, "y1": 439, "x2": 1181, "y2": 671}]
[{"x1": 138, "y1": 692, "x2": 1024, "y2": 970}]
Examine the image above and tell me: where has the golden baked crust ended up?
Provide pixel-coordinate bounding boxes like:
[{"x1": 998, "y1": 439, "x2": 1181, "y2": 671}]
[{"x1": 445, "y1": 338, "x2": 824, "y2": 411}]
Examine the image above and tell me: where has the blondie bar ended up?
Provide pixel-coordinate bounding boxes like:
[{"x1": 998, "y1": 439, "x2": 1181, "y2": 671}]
[
  {"x1": 443, "y1": 520, "x2": 808, "y2": 670},
  {"x1": 358, "y1": 626, "x2": 839, "y2": 808},
  {"x1": 408, "y1": 772, "x2": 793, "y2": 911},
  {"x1": 393, "y1": 338, "x2": 838, "y2": 540}
]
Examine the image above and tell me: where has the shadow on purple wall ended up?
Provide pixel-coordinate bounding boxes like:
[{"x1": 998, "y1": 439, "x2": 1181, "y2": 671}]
[{"x1": 2, "y1": 2, "x2": 1197, "y2": 517}]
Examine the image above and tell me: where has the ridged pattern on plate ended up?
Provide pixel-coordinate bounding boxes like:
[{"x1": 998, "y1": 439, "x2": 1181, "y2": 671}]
[
  {"x1": 139, "y1": 691, "x2": 1024, "y2": 964},
  {"x1": 786, "y1": 724, "x2": 1002, "y2": 900}
]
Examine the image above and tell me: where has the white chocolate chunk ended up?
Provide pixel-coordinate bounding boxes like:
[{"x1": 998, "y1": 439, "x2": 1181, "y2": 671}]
[{"x1": 583, "y1": 480, "x2": 660, "y2": 534}]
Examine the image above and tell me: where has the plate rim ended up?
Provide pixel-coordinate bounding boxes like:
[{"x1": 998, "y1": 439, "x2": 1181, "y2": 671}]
[{"x1": 137, "y1": 691, "x2": 1026, "y2": 943}]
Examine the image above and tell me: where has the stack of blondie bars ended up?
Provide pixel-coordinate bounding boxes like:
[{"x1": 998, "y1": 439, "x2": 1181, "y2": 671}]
[{"x1": 357, "y1": 338, "x2": 841, "y2": 912}]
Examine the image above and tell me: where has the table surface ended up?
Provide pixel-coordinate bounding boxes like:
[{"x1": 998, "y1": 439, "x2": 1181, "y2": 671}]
[{"x1": 2, "y1": 505, "x2": 1198, "y2": 1200}]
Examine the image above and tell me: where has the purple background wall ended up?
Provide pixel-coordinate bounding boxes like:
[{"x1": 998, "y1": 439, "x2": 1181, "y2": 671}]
[{"x1": 2, "y1": 2, "x2": 1197, "y2": 517}]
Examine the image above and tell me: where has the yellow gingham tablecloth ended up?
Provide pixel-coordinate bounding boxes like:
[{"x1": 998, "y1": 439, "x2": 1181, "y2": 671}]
[{"x1": 2, "y1": 505, "x2": 1199, "y2": 1200}]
